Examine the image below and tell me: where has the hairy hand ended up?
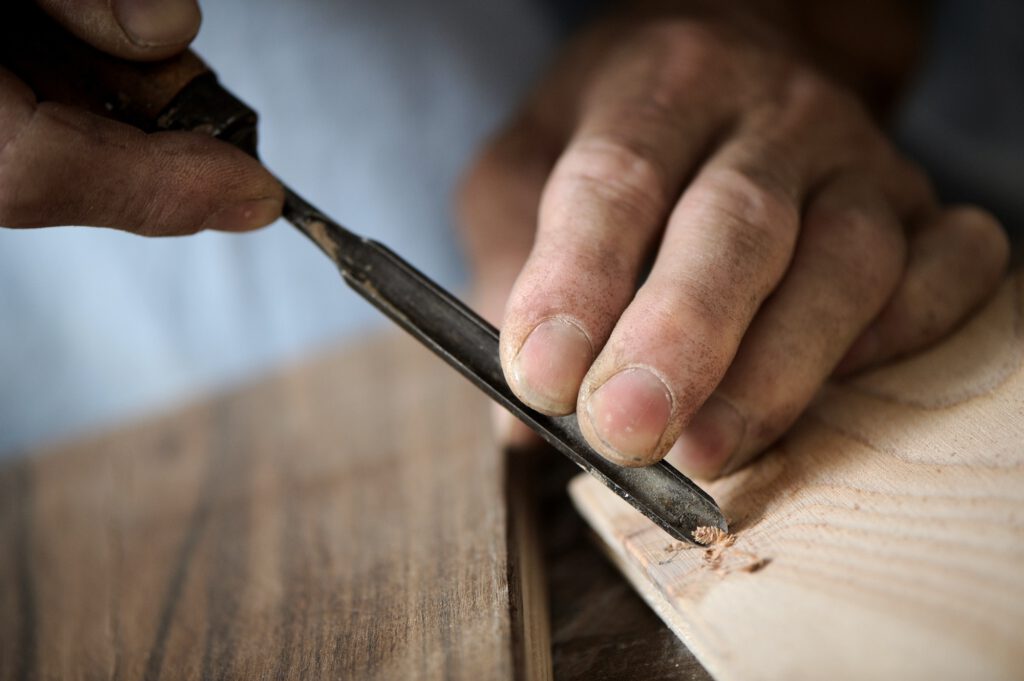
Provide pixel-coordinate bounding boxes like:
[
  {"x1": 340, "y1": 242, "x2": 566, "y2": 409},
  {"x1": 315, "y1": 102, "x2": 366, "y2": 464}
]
[
  {"x1": 0, "y1": 0, "x2": 282, "y2": 235},
  {"x1": 458, "y1": 7, "x2": 1009, "y2": 477}
]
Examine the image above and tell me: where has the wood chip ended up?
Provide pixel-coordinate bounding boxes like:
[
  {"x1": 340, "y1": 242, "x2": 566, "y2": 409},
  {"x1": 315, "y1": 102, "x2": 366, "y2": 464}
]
[{"x1": 692, "y1": 526, "x2": 735, "y2": 547}]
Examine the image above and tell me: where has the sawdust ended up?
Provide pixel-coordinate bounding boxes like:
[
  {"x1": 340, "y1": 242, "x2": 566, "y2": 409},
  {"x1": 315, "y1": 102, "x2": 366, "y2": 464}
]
[
  {"x1": 657, "y1": 528, "x2": 772, "y2": 574},
  {"x1": 692, "y1": 526, "x2": 735, "y2": 547},
  {"x1": 691, "y1": 526, "x2": 771, "y2": 575}
]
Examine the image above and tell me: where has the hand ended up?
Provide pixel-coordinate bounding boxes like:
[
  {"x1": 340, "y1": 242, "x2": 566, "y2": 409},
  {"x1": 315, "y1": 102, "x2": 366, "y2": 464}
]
[
  {"x1": 458, "y1": 4, "x2": 1009, "y2": 477},
  {"x1": 0, "y1": 0, "x2": 282, "y2": 235}
]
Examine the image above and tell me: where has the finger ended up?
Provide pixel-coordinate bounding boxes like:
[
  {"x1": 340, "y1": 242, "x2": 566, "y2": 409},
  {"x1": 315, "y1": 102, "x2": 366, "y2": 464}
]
[
  {"x1": 837, "y1": 206, "x2": 1009, "y2": 374},
  {"x1": 667, "y1": 175, "x2": 905, "y2": 477},
  {"x1": 500, "y1": 31, "x2": 737, "y2": 416},
  {"x1": 0, "y1": 68, "x2": 282, "y2": 235},
  {"x1": 458, "y1": 16, "x2": 638, "y2": 325},
  {"x1": 35, "y1": 0, "x2": 201, "y2": 59},
  {"x1": 576, "y1": 124, "x2": 806, "y2": 466}
]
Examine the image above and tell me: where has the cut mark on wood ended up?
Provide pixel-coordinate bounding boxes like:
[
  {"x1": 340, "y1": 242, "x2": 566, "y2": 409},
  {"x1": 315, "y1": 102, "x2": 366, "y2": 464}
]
[{"x1": 656, "y1": 528, "x2": 773, "y2": 577}]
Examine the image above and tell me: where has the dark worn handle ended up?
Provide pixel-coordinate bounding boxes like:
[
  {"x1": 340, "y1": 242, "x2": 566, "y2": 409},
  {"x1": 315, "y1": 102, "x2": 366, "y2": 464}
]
[{"x1": 1, "y1": 2, "x2": 209, "y2": 130}]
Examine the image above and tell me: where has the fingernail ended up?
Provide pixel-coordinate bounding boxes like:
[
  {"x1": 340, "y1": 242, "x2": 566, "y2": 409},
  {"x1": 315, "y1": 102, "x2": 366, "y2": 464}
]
[
  {"x1": 509, "y1": 318, "x2": 593, "y2": 415},
  {"x1": 201, "y1": 198, "x2": 281, "y2": 233},
  {"x1": 113, "y1": 0, "x2": 200, "y2": 47},
  {"x1": 585, "y1": 367, "x2": 672, "y2": 465},
  {"x1": 671, "y1": 395, "x2": 745, "y2": 479}
]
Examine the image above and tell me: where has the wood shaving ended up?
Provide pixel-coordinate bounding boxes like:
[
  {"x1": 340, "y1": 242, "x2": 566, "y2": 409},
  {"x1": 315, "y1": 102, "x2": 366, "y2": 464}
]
[
  {"x1": 692, "y1": 526, "x2": 735, "y2": 547},
  {"x1": 657, "y1": 528, "x2": 772, "y2": 573},
  {"x1": 692, "y1": 526, "x2": 772, "y2": 575}
]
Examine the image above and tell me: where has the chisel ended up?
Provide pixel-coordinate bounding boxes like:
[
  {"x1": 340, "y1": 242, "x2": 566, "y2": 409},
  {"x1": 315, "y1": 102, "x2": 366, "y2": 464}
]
[{"x1": 4, "y1": 3, "x2": 727, "y2": 544}]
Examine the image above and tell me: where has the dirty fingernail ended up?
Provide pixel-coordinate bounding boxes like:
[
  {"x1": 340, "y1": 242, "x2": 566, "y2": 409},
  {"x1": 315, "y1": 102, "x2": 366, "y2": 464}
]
[
  {"x1": 509, "y1": 318, "x2": 593, "y2": 415},
  {"x1": 201, "y1": 198, "x2": 281, "y2": 233},
  {"x1": 114, "y1": 0, "x2": 201, "y2": 47},
  {"x1": 670, "y1": 395, "x2": 745, "y2": 479},
  {"x1": 585, "y1": 367, "x2": 672, "y2": 465}
]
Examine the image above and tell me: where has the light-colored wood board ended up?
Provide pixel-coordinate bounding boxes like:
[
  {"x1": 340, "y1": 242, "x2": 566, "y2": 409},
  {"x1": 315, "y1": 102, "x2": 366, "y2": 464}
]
[
  {"x1": 571, "y1": 272, "x2": 1024, "y2": 681},
  {"x1": 0, "y1": 331, "x2": 551, "y2": 680}
]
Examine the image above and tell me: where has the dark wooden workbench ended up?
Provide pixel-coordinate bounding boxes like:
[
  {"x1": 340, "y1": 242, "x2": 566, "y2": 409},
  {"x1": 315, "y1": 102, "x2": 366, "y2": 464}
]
[{"x1": 0, "y1": 331, "x2": 709, "y2": 680}]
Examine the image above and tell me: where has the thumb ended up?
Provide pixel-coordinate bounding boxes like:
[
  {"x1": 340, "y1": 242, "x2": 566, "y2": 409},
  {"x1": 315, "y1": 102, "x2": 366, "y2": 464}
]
[
  {"x1": 0, "y1": 68, "x2": 282, "y2": 236},
  {"x1": 35, "y1": 0, "x2": 202, "y2": 60}
]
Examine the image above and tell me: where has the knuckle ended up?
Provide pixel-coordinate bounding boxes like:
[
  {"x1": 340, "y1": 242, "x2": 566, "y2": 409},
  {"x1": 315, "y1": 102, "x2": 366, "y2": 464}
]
[
  {"x1": 809, "y1": 196, "x2": 905, "y2": 298},
  {"x1": 558, "y1": 134, "x2": 672, "y2": 222},
  {"x1": 775, "y1": 67, "x2": 857, "y2": 124},
  {"x1": 697, "y1": 165, "x2": 799, "y2": 278},
  {"x1": 754, "y1": 68, "x2": 876, "y2": 163}
]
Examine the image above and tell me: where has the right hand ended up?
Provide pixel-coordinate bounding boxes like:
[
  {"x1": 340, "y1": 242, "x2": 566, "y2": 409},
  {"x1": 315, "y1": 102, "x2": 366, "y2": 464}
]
[{"x1": 0, "y1": 0, "x2": 282, "y2": 236}]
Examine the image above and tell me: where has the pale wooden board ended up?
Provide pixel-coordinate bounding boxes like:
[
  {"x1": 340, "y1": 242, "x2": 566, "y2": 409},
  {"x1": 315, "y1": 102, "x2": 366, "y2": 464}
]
[
  {"x1": 570, "y1": 272, "x2": 1024, "y2": 681},
  {"x1": 0, "y1": 332, "x2": 550, "y2": 680}
]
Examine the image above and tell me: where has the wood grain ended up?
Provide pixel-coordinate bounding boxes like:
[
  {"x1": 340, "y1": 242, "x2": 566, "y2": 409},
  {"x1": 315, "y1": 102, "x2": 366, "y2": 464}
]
[
  {"x1": 0, "y1": 332, "x2": 551, "y2": 680},
  {"x1": 571, "y1": 271, "x2": 1024, "y2": 681}
]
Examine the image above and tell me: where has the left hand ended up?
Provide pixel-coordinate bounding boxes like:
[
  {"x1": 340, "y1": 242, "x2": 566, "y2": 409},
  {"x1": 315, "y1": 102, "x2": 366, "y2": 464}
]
[{"x1": 457, "y1": 5, "x2": 1009, "y2": 478}]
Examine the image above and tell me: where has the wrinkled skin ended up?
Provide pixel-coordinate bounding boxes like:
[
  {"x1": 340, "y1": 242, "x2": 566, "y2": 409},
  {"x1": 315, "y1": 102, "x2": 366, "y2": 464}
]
[
  {"x1": 0, "y1": 0, "x2": 282, "y2": 235},
  {"x1": 457, "y1": 5, "x2": 1009, "y2": 478},
  {"x1": 0, "y1": 1, "x2": 1010, "y2": 479}
]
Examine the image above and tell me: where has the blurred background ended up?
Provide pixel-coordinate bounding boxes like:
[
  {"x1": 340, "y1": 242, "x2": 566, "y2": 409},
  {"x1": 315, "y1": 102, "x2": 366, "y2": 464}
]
[
  {"x1": 0, "y1": 0, "x2": 561, "y2": 457},
  {"x1": 0, "y1": 0, "x2": 1020, "y2": 459}
]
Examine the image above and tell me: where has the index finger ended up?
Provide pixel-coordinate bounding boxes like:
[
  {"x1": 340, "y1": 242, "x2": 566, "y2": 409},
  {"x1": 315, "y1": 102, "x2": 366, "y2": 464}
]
[{"x1": 499, "y1": 26, "x2": 738, "y2": 415}]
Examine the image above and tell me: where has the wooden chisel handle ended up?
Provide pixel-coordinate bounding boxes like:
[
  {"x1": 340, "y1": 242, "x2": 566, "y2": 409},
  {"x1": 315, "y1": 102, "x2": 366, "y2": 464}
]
[{"x1": 1, "y1": 2, "x2": 255, "y2": 148}]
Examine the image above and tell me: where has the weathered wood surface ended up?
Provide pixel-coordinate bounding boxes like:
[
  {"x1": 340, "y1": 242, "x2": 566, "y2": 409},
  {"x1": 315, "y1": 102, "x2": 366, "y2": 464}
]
[
  {"x1": 571, "y1": 271, "x2": 1024, "y2": 681},
  {"x1": 0, "y1": 332, "x2": 551, "y2": 681}
]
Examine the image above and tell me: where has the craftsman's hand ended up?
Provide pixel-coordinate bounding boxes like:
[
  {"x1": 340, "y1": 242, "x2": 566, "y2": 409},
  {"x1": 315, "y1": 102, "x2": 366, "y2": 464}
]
[
  {"x1": 458, "y1": 6, "x2": 1009, "y2": 477},
  {"x1": 0, "y1": 0, "x2": 282, "y2": 235}
]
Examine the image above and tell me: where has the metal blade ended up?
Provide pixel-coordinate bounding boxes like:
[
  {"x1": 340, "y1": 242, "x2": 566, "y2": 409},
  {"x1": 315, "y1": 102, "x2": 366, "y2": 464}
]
[{"x1": 283, "y1": 187, "x2": 727, "y2": 544}]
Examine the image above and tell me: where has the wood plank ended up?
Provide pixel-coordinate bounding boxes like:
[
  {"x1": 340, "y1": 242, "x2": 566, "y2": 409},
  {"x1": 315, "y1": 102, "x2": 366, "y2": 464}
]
[
  {"x1": 570, "y1": 271, "x2": 1024, "y2": 681},
  {"x1": 0, "y1": 332, "x2": 551, "y2": 680}
]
